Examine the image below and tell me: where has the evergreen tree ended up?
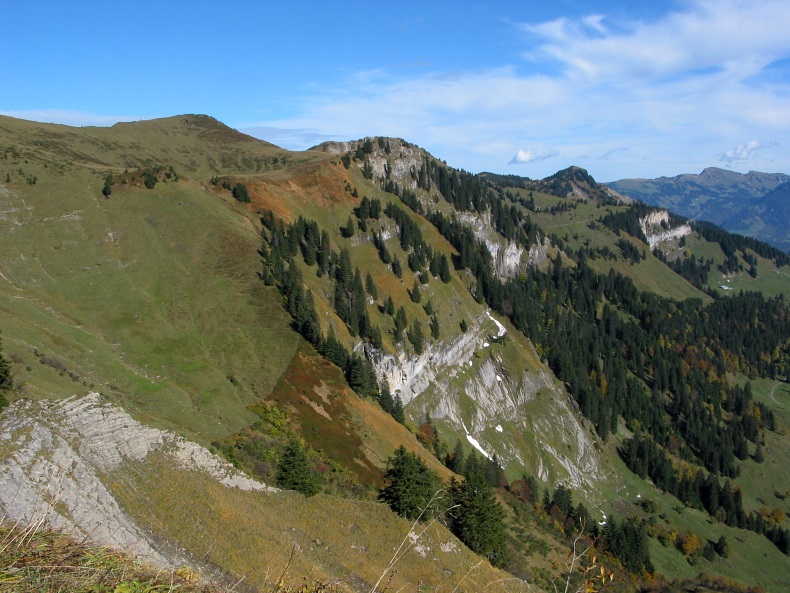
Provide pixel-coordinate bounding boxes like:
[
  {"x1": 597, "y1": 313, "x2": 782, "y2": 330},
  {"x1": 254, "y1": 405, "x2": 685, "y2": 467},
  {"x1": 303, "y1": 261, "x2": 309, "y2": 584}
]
[
  {"x1": 394, "y1": 307, "x2": 408, "y2": 342},
  {"x1": 379, "y1": 446, "x2": 443, "y2": 520},
  {"x1": 430, "y1": 314, "x2": 440, "y2": 340},
  {"x1": 449, "y1": 472, "x2": 509, "y2": 567},
  {"x1": 341, "y1": 216, "x2": 355, "y2": 238},
  {"x1": 378, "y1": 381, "x2": 394, "y2": 413},
  {"x1": 392, "y1": 257, "x2": 403, "y2": 279},
  {"x1": 754, "y1": 442, "x2": 765, "y2": 463},
  {"x1": 439, "y1": 254, "x2": 452, "y2": 283},
  {"x1": 410, "y1": 279, "x2": 422, "y2": 303},
  {"x1": 365, "y1": 272, "x2": 378, "y2": 300},
  {"x1": 0, "y1": 337, "x2": 12, "y2": 409},
  {"x1": 102, "y1": 173, "x2": 113, "y2": 197},
  {"x1": 383, "y1": 295, "x2": 395, "y2": 316},
  {"x1": 408, "y1": 319, "x2": 425, "y2": 355},
  {"x1": 392, "y1": 394, "x2": 406, "y2": 424},
  {"x1": 447, "y1": 440, "x2": 465, "y2": 474},
  {"x1": 232, "y1": 182, "x2": 250, "y2": 202},
  {"x1": 277, "y1": 439, "x2": 320, "y2": 497}
]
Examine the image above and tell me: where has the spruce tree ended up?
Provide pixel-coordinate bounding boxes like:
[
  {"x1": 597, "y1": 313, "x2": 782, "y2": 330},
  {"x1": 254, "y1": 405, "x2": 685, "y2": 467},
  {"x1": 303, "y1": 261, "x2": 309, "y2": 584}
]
[
  {"x1": 408, "y1": 319, "x2": 425, "y2": 354},
  {"x1": 365, "y1": 272, "x2": 378, "y2": 300},
  {"x1": 439, "y1": 254, "x2": 452, "y2": 283},
  {"x1": 102, "y1": 173, "x2": 113, "y2": 197},
  {"x1": 392, "y1": 394, "x2": 406, "y2": 424},
  {"x1": 379, "y1": 446, "x2": 442, "y2": 520},
  {"x1": 277, "y1": 439, "x2": 320, "y2": 497},
  {"x1": 378, "y1": 381, "x2": 394, "y2": 413},
  {"x1": 0, "y1": 337, "x2": 12, "y2": 409},
  {"x1": 410, "y1": 279, "x2": 422, "y2": 303},
  {"x1": 449, "y1": 472, "x2": 509, "y2": 567}
]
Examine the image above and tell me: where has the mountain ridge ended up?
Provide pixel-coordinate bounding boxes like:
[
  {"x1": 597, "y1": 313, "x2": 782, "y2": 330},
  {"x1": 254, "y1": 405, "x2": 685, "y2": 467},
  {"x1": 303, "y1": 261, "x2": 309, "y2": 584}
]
[
  {"x1": 606, "y1": 167, "x2": 790, "y2": 252},
  {"x1": 1, "y1": 114, "x2": 789, "y2": 592}
]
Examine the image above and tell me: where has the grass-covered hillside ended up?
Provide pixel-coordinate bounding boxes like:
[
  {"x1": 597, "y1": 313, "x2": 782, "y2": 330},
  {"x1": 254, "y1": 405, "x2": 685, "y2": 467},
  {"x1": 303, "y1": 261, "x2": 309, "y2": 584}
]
[{"x1": 1, "y1": 114, "x2": 789, "y2": 592}]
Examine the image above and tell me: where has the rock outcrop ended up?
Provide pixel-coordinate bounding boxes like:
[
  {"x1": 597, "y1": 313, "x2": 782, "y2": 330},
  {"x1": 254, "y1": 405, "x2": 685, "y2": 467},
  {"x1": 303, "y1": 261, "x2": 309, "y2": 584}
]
[{"x1": 0, "y1": 393, "x2": 271, "y2": 566}]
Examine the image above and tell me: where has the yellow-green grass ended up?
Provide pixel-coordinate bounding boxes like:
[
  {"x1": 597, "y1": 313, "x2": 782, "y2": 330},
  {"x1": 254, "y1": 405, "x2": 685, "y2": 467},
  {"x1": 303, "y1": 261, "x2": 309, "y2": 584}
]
[
  {"x1": 112, "y1": 454, "x2": 533, "y2": 593},
  {"x1": 0, "y1": 173, "x2": 299, "y2": 444}
]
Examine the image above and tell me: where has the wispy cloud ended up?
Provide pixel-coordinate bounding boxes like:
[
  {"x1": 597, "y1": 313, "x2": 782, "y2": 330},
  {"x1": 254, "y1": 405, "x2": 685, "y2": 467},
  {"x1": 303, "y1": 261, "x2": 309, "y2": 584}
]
[
  {"x1": 0, "y1": 109, "x2": 140, "y2": 127},
  {"x1": 243, "y1": 1, "x2": 790, "y2": 179},
  {"x1": 719, "y1": 140, "x2": 776, "y2": 163},
  {"x1": 509, "y1": 149, "x2": 559, "y2": 164}
]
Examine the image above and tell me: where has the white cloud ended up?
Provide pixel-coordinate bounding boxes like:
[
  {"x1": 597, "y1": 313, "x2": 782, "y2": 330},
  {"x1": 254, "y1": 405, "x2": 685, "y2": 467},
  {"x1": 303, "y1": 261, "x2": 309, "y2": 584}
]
[
  {"x1": 509, "y1": 149, "x2": 559, "y2": 164},
  {"x1": 244, "y1": 1, "x2": 790, "y2": 179},
  {"x1": 719, "y1": 140, "x2": 776, "y2": 163},
  {"x1": 521, "y1": 0, "x2": 790, "y2": 85}
]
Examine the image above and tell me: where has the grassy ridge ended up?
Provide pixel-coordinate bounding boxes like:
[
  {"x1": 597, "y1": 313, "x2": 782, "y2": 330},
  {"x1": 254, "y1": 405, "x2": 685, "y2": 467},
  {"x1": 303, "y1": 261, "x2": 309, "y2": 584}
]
[{"x1": 0, "y1": 163, "x2": 300, "y2": 442}]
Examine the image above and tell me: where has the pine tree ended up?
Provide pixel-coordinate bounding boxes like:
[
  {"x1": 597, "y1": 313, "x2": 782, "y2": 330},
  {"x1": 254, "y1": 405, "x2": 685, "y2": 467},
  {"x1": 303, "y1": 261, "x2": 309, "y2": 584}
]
[
  {"x1": 378, "y1": 381, "x2": 394, "y2": 413},
  {"x1": 341, "y1": 216, "x2": 355, "y2": 238},
  {"x1": 394, "y1": 307, "x2": 408, "y2": 342},
  {"x1": 383, "y1": 295, "x2": 395, "y2": 316},
  {"x1": 277, "y1": 439, "x2": 320, "y2": 497},
  {"x1": 447, "y1": 440, "x2": 465, "y2": 474},
  {"x1": 392, "y1": 257, "x2": 403, "y2": 279},
  {"x1": 430, "y1": 314, "x2": 440, "y2": 340},
  {"x1": 232, "y1": 182, "x2": 250, "y2": 202},
  {"x1": 754, "y1": 442, "x2": 765, "y2": 463}
]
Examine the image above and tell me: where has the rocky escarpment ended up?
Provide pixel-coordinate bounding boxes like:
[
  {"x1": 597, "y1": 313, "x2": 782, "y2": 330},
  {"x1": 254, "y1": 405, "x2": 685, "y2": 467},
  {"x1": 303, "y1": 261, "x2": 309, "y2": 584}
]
[
  {"x1": 369, "y1": 311, "x2": 604, "y2": 490},
  {"x1": 0, "y1": 393, "x2": 271, "y2": 566},
  {"x1": 640, "y1": 210, "x2": 691, "y2": 249}
]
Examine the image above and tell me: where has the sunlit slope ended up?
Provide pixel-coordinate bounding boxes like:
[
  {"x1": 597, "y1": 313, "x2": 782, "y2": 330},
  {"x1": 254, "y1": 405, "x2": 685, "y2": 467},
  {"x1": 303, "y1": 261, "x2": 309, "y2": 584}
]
[{"x1": 0, "y1": 170, "x2": 300, "y2": 441}]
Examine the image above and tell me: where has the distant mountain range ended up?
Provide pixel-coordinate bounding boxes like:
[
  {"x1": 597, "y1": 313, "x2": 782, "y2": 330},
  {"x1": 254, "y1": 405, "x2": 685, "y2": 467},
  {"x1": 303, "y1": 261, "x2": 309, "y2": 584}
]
[{"x1": 606, "y1": 167, "x2": 790, "y2": 253}]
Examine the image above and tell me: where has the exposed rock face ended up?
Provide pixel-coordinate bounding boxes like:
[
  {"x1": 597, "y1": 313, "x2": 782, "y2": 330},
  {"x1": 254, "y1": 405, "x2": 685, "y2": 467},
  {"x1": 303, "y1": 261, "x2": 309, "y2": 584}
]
[
  {"x1": 640, "y1": 210, "x2": 691, "y2": 249},
  {"x1": 369, "y1": 312, "x2": 604, "y2": 490},
  {"x1": 0, "y1": 393, "x2": 271, "y2": 565}
]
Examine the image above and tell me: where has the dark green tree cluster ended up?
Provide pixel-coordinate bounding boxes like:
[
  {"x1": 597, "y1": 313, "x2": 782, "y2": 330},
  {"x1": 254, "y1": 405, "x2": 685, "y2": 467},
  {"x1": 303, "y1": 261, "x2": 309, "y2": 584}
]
[
  {"x1": 653, "y1": 248, "x2": 713, "y2": 289},
  {"x1": 277, "y1": 438, "x2": 321, "y2": 497},
  {"x1": 448, "y1": 470, "x2": 509, "y2": 567},
  {"x1": 693, "y1": 220, "x2": 790, "y2": 268},
  {"x1": 353, "y1": 196, "x2": 382, "y2": 233},
  {"x1": 622, "y1": 432, "x2": 789, "y2": 554},
  {"x1": 261, "y1": 211, "x2": 413, "y2": 423},
  {"x1": 232, "y1": 181, "x2": 250, "y2": 203},
  {"x1": 383, "y1": 202, "x2": 433, "y2": 274},
  {"x1": 379, "y1": 446, "x2": 443, "y2": 520},
  {"x1": 603, "y1": 517, "x2": 653, "y2": 573},
  {"x1": 615, "y1": 237, "x2": 645, "y2": 264}
]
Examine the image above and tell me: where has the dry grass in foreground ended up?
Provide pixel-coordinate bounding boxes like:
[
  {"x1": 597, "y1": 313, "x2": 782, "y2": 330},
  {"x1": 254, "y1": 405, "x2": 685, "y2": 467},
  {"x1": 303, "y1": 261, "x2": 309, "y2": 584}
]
[{"x1": 0, "y1": 520, "x2": 338, "y2": 593}]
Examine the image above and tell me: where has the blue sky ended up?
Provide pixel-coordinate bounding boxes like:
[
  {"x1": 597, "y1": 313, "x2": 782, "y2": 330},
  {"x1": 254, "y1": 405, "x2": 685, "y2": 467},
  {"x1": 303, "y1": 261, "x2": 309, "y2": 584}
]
[{"x1": 2, "y1": 0, "x2": 789, "y2": 180}]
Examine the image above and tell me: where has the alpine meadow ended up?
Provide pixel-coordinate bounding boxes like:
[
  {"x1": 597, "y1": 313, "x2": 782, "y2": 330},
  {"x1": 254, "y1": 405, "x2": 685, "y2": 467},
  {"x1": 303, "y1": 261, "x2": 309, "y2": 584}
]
[{"x1": 0, "y1": 111, "x2": 788, "y2": 593}]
